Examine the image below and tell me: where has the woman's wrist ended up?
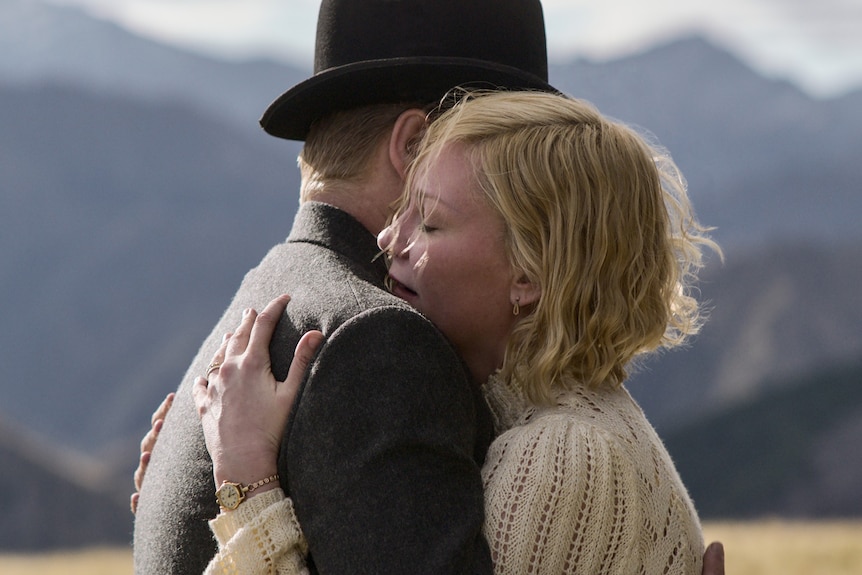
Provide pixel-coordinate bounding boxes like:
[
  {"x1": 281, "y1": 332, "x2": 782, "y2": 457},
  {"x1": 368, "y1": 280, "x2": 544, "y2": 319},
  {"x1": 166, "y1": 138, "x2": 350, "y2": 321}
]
[
  {"x1": 243, "y1": 481, "x2": 280, "y2": 500},
  {"x1": 213, "y1": 469, "x2": 281, "y2": 512},
  {"x1": 212, "y1": 460, "x2": 279, "y2": 492}
]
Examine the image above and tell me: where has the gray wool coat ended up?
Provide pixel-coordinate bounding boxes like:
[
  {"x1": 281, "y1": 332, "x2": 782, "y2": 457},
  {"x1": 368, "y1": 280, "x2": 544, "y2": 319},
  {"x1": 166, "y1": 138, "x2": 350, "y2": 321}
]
[{"x1": 133, "y1": 201, "x2": 495, "y2": 574}]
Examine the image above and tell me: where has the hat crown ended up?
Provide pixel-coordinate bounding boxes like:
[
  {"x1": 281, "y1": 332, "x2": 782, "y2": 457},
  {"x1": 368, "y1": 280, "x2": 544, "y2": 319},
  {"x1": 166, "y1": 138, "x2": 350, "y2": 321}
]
[
  {"x1": 314, "y1": 0, "x2": 548, "y2": 82},
  {"x1": 261, "y1": 0, "x2": 556, "y2": 140}
]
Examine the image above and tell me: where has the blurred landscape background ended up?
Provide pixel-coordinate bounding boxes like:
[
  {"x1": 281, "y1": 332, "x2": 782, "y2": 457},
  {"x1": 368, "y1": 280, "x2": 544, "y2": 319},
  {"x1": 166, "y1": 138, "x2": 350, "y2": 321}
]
[{"x1": 1, "y1": 0, "x2": 860, "y2": 550}]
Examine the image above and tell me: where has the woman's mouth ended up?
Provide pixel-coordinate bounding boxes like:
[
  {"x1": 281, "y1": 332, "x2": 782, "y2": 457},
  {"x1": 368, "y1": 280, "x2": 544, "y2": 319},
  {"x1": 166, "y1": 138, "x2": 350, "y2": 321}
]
[{"x1": 388, "y1": 275, "x2": 418, "y2": 299}]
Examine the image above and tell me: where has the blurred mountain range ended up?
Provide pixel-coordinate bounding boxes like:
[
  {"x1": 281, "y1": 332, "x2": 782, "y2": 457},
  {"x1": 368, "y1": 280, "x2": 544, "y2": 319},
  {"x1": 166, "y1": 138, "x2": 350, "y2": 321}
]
[{"x1": 1, "y1": 0, "x2": 860, "y2": 549}]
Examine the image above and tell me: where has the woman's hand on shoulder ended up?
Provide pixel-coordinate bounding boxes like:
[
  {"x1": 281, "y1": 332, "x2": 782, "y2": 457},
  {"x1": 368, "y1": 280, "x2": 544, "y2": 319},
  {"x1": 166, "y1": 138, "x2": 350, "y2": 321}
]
[{"x1": 192, "y1": 294, "x2": 325, "y2": 489}]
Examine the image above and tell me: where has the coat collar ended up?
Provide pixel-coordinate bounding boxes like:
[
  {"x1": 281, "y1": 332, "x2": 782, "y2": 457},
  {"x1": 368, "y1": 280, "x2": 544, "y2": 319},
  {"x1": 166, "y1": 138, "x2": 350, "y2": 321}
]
[{"x1": 287, "y1": 201, "x2": 389, "y2": 285}]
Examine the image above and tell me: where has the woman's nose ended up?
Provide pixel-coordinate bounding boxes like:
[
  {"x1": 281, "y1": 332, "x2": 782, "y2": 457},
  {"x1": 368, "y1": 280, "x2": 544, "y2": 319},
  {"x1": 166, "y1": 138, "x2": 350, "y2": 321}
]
[
  {"x1": 377, "y1": 224, "x2": 395, "y2": 253},
  {"x1": 378, "y1": 210, "x2": 414, "y2": 257}
]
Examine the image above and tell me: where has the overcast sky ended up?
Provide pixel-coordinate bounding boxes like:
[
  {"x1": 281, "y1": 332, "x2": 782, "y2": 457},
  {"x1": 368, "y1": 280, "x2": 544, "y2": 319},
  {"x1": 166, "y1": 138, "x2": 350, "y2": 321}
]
[{"x1": 45, "y1": 0, "x2": 862, "y2": 98}]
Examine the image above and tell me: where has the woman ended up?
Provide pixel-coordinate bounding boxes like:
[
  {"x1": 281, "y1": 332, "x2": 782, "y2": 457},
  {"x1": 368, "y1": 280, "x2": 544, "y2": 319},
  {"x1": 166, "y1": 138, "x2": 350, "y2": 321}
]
[{"x1": 146, "y1": 90, "x2": 721, "y2": 574}]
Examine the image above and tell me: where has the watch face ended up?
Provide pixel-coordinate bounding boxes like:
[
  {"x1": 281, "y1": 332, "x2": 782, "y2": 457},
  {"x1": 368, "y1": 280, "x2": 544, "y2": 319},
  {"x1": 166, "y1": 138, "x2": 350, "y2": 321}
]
[{"x1": 217, "y1": 483, "x2": 242, "y2": 510}]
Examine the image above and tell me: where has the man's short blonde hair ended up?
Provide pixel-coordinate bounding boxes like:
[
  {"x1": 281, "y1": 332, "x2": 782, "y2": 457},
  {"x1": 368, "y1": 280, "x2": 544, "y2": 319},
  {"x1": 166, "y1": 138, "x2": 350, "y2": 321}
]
[
  {"x1": 405, "y1": 90, "x2": 721, "y2": 403},
  {"x1": 298, "y1": 103, "x2": 422, "y2": 201}
]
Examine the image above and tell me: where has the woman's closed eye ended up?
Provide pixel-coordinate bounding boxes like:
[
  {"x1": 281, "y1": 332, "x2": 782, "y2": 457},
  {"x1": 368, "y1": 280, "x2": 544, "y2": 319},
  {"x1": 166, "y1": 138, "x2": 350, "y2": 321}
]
[{"x1": 417, "y1": 206, "x2": 439, "y2": 232}]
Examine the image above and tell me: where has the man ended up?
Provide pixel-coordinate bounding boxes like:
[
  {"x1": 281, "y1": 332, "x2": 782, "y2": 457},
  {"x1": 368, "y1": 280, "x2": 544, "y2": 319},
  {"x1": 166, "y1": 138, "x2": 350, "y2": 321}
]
[
  {"x1": 133, "y1": 1, "x2": 726, "y2": 574},
  {"x1": 133, "y1": 1, "x2": 554, "y2": 573}
]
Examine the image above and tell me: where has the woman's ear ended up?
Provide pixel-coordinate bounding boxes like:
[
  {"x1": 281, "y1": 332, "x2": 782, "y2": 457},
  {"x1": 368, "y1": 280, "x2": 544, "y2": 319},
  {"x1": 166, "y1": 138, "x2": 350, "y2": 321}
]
[
  {"x1": 389, "y1": 109, "x2": 427, "y2": 179},
  {"x1": 511, "y1": 273, "x2": 541, "y2": 310}
]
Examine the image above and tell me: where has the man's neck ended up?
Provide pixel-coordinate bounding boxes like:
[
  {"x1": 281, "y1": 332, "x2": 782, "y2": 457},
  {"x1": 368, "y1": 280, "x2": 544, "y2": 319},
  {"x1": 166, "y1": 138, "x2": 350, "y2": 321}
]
[
  {"x1": 299, "y1": 130, "x2": 404, "y2": 236},
  {"x1": 303, "y1": 176, "x2": 398, "y2": 237}
]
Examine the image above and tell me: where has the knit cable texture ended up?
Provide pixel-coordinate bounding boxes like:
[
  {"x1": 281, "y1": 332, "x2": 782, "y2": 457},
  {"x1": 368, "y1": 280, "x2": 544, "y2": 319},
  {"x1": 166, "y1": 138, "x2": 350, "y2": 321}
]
[{"x1": 481, "y1": 373, "x2": 704, "y2": 575}]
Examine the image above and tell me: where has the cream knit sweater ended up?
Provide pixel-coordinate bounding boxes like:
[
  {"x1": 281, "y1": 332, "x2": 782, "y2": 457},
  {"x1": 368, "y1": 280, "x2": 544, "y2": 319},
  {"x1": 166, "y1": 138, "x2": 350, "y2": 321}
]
[
  {"x1": 481, "y1": 374, "x2": 703, "y2": 574},
  {"x1": 205, "y1": 489, "x2": 308, "y2": 575},
  {"x1": 205, "y1": 375, "x2": 703, "y2": 575}
]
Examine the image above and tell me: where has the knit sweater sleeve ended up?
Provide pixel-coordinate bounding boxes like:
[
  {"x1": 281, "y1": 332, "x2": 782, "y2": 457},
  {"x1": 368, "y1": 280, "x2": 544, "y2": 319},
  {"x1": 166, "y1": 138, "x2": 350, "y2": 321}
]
[
  {"x1": 205, "y1": 488, "x2": 310, "y2": 575},
  {"x1": 481, "y1": 410, "x2": 703, "y2": 575}
]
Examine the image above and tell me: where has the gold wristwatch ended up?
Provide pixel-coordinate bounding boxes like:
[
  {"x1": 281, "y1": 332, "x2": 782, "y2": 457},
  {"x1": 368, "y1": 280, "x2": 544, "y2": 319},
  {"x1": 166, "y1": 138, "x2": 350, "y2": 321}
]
[{"x1": 215, "y1": 474, "x2": 279, "y2": 510}]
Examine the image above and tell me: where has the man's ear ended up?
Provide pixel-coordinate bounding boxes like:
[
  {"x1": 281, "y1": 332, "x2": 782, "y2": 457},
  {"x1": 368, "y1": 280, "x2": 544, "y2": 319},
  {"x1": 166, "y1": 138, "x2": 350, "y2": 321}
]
[
  {"x1": 511, "y1": 273, "x2": 541, "y2": 310},
  {"x1": 389, "y1": 109, "x2": 427, "y2": 179}
]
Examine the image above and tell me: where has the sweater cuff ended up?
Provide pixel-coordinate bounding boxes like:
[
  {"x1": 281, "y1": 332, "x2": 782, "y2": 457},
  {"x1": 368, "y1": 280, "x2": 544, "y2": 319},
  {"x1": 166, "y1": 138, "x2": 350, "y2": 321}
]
[{"x1": 209, "y1": 487, "x2": 287, "y2": 546}]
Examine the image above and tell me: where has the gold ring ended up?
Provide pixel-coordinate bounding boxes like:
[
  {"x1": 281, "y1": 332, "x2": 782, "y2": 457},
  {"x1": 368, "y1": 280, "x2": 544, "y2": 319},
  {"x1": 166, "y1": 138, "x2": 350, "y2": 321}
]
[{"x1": 205, "y1": 361, "x2": 222, "y2": 379}]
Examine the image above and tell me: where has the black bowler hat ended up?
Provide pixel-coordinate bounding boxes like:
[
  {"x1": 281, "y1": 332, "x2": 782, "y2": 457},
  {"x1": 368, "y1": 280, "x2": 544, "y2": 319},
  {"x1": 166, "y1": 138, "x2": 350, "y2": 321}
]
[{"x1": 260, "y1": 0, "x2": 557, "y2": 141}]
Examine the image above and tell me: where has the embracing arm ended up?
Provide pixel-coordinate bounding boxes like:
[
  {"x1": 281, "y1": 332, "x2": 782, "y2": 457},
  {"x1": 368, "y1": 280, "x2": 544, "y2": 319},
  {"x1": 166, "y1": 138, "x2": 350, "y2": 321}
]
[
  {"x1": 283, "y1": 307, "x2": 494, "y2": 574},
  {"x1": 132, "y1": 299, "x2": 723, "y2": 575},
  {"x1": 132, "y1": 302, "x2": 489, "y2": 574},
  {"x1": 191, "y1": 295, "x2": 322, "y2": 575}
]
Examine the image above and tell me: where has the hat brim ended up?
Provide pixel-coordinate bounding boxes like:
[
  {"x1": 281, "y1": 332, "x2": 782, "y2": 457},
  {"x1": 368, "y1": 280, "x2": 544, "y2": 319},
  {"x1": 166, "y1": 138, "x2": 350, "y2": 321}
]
[{"x1": 260, "y1": 57, "x2": 558, "y2": 141}]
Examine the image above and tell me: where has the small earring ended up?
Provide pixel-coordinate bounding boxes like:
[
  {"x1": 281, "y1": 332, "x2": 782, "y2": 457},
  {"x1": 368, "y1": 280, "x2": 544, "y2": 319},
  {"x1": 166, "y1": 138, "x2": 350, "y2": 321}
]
[{"x1": 512, "y1": 297, "x2": 520, "y2": 316}]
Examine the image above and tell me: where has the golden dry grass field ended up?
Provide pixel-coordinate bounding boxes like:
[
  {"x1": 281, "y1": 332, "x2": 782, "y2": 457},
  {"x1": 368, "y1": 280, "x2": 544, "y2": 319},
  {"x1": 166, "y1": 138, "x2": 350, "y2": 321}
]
[
  {"x1": 702, "y1": 520, "x2": 862, "y2": 575},
  {"x1": 0, "y1": 520, "x2": 860, "y2": 575}
]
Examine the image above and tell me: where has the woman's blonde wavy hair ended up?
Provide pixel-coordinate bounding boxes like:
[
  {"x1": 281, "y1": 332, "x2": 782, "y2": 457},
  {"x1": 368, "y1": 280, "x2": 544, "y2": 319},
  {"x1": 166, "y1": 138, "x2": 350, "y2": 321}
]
[{"x1": 401, "y1": 90, "x2": 721, "y2": 404}]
